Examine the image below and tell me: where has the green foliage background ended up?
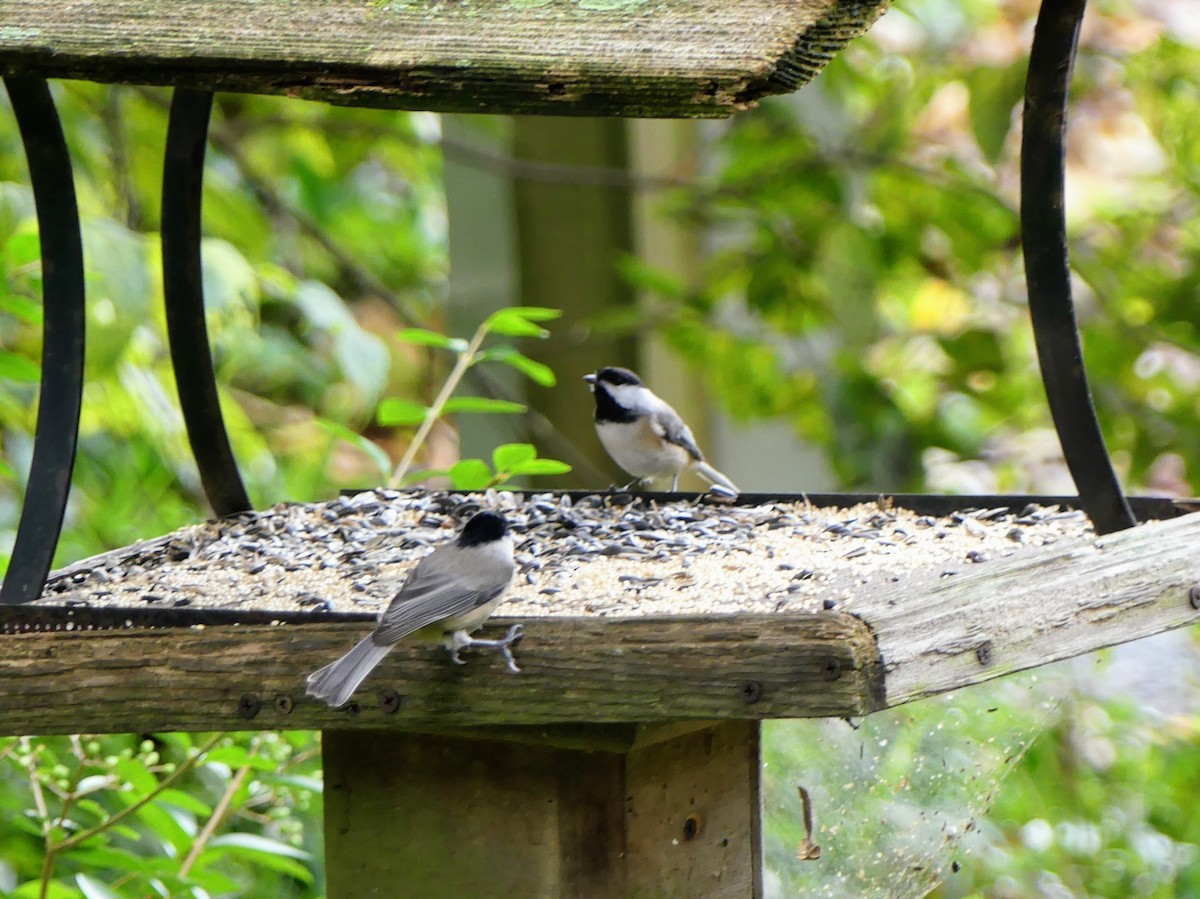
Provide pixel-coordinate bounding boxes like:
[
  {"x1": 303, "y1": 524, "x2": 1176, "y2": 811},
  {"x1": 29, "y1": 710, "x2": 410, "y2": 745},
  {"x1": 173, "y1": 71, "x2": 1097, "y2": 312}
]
[{"x1": 0, "y1": 0, "x2": 1197, "y2": 895}]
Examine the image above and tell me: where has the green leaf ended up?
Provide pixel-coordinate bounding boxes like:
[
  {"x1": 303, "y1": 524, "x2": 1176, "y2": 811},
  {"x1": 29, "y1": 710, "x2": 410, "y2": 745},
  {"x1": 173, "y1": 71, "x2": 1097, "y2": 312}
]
[
  {"x1": 204, "y1": 744, "x2": 255, "y2": 768},
  {"x1": 12, "y1": 881, "x2": 77, "y2": 898},
  {"x1": 377, "y1": 397, "x2": 430, "y2": 427},
  {"x1": 0, "y1": 349, "x2": 39, "y2": 382},
  {"x1": 203, "y1": 833, "x2": 315, "y2": 884},
  {"x1": 0, "y1": 293, "x2": 42, "y2": 324},
  {"x1": 208, "y1": 832, "x2": 312, "y2": 861},
  {"x1": 395, "y1": 328, "x2": 467, "y2": 353},
  {"x1": 502, "y1": 306, "x2": 562, "y2": 322},
  {"x1": 509, "y1": 458, "x2": 573, "y2": 477},
  {"x1": 443, "y1": 396, "x2": 526, "y2": 415},
  {"x1": 76, "y1": 873, "x2": 123, "y2": 899},
  {"x1": 70, "y1": 845, "x2": 163, "y2": 874},
  {"x1": 114, "y1": 756, "x2": 157, "y2": 793},
  {"x1": 158, "y1": 788, "x2": 215, "y2": 816},
  {"x1": 448, "y1": 458, "x2": 493, "y2": 490},
  {"x1": 484, "y1": 314, "x2": 547, "y2": 338},
  {"x1": 492, "y1": 443, "x2": 537, "y2": 471},
  {"x1": 479, "y1": 346, "x2": 557, "y2": 386},
  {"x1": 483, "y1": 306, "x2": 561, "y2": 338}
]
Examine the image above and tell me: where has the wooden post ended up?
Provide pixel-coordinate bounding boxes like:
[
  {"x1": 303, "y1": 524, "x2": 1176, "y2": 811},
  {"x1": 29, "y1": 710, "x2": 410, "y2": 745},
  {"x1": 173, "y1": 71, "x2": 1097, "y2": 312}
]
[
  {"x1": 323, "y1": 721, "x2": 762, "y2": 898},
  {"x1": 512, "y1": 116, "x2": 639, "y2": 485}
]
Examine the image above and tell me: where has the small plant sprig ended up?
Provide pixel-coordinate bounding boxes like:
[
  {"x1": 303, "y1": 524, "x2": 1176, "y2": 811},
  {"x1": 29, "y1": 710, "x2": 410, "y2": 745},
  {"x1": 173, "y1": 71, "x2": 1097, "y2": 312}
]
[
  {"x1": 3, "y1": 730, "x2": 321, "y2": 897},
  {"x1": 377, "y1": 306, "x2": 571, "y2": 490}
]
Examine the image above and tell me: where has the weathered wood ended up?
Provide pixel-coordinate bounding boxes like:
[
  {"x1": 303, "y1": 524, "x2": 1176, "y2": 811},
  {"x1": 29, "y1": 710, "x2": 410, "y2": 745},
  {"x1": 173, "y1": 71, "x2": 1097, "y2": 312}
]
[
  {"x1": 0, "y1": 613, "x2": 881, "y2": 736},
  {"x1": 0, "y1": 0, "x2": 889, "y2": 117},
  {"x1": 323, "y1": 720, "x2": 760, "y2": 898},
  {"x1": 2, "y1": 510, "x2": 1198, "y2": 736},
  {"x1": 871, "y1": 510, "x2": 1200, "y2": 706}
]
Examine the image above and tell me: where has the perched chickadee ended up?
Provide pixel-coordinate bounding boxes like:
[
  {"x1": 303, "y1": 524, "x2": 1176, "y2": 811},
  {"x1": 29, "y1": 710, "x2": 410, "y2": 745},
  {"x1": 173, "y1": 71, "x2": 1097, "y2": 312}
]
[
  {"x1": 305, "y1": 510, "x2": 522, "y2": 708},
  {"x1": 584, "y1": 366, "x2": 738, "y2": 495}
]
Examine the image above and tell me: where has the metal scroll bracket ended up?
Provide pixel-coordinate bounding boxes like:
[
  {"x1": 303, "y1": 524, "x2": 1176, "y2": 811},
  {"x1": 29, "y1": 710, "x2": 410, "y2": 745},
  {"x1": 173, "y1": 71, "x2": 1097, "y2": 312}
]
[
  {"x1": 0, "y1": 78, "x2": 86, "y2": 605},
  {"x1": 1021, "y1": 0, "x2": 1136, "y2": 535},
  {"x1": 161, "y1": 88, "x2": 252, "y2": 517}
]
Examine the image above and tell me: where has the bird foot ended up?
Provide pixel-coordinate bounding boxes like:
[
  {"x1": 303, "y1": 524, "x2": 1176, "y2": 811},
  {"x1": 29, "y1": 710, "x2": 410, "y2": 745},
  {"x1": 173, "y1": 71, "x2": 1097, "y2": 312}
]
[{"x1": 445, "y1": 624, "x2": 525, "y2": 673}]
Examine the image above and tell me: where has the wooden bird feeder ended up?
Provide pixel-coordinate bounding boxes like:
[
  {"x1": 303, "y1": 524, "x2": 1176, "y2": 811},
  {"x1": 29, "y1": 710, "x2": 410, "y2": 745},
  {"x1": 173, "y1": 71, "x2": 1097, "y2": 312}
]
[{"x1": 2, "y1": 2, "x2": 1198, "y2": 897}]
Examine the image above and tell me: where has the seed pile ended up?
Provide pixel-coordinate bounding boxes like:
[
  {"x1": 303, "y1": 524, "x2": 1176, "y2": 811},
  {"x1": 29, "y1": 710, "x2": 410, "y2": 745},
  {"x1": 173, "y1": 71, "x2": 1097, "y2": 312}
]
[{"x1": 33, "y1": 490, "x2": 1097, "y2": 620}]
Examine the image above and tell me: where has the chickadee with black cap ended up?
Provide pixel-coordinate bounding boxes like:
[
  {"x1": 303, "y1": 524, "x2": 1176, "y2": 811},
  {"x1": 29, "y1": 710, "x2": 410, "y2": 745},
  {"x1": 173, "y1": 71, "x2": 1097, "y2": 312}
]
[
  {"x1": 584, "y1": 366, "x2": 738, "y2": 495},
  {"x1": 305, "y1": 510, "x2": 522, "y2": 708}
]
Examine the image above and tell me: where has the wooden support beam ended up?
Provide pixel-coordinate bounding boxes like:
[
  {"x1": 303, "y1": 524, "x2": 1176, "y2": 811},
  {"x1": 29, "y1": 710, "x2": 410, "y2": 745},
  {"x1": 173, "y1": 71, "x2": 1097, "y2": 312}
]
[
  {"x1": 870, "y1": 509, "x2": 1200, "y2": 706},
  {"x1": 0, "y1": 613, "x2": 881, "y2": 735},
  {"x1": 0, "y1": 0, "x2": 890, "y2": 117},
  {"x1": 1, "y1": 510, "x2": 1197, "y2": 738},
  {"x1": 323, "y1": 720, "x2": 761, "y2": 898}
]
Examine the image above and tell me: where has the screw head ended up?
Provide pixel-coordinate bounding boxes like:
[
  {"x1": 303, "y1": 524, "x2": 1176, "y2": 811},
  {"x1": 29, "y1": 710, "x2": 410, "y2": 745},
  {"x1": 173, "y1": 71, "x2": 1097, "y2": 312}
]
[
  {"x1": 273, "y1": 694, "x2": 294, "y2": 715},
  {"x1": 1189, "y1": 585, "x2": 1200, "y2": 610},
  {"x1": 976, "y1": 641, "x2": 994, "y2": 667},
  {"x1": 379, "y1": 689, "x2": 403, "y2": 714},
  {"x1": 820, "y1": 657, "x2": 842, "y2": 681},
  {"x1": 740, "y1": 681, "x2": 763, "y2": 704},
  {"x1": 237, "y1": 694, "x2": 260, "y2": 720}
]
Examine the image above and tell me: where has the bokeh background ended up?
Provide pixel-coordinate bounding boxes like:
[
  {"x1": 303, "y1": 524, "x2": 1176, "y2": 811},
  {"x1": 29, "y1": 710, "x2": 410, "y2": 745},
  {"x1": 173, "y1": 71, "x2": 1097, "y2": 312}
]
[{"x1": 1, "y1": 0, "x2": 1198, "y2": 895}]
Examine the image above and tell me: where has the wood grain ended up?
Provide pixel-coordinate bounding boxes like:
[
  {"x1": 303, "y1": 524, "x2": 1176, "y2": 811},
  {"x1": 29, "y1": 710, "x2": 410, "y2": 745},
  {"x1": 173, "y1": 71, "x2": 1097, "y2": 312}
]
[
  {"x1": 0, "y1": 612, "x2": 882, "y2": 736},
  {"x1": 323, "y1": 721, "x2": 760, "y2": 898},
  {"x1": 3, "y1": 512, "x2": 1197, "y2": 736},
  {"x1": 0, "y1": 0, "x2": 890, "y2": 116},
  {"x1": 871, "y1": 510, "x2": 1200, "y2": 706}
]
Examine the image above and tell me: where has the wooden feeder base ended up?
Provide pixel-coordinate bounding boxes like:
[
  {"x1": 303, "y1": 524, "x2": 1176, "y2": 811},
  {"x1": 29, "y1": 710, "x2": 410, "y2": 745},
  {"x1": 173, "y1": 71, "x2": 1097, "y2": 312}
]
[{"x1": 323, "y1": 721, "x2": 762, "y2": 898}]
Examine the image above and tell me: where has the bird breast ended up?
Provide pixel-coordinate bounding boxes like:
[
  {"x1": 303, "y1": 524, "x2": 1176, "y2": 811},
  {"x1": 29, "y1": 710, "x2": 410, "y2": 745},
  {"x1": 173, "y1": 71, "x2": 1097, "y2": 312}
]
[{"x1": 596, "y1": 418, "x2": 691, "y2": 478}]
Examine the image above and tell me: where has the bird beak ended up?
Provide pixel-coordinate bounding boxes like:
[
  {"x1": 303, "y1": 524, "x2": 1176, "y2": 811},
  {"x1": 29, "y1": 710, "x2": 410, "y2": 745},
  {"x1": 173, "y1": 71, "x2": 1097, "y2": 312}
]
[{"x1": 583, "y1": 373, "x2": 597, "y2": 385}]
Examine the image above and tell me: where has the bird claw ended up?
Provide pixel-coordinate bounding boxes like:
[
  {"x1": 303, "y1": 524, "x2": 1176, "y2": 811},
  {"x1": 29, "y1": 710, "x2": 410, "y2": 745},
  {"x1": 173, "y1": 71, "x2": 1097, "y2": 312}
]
[
  {"x1": 445, "y1": 624, "x2": 525, "y2": 673},
  {"x1": 609, "y1": 479, "x2": 645, "y2": 493}
]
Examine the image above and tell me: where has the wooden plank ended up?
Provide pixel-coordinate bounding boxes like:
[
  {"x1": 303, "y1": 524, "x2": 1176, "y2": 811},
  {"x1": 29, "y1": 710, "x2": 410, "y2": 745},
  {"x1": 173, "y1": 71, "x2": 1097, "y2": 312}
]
[
  {"x1": 322, "y1": 721, "x2": 760, "y2": 898},
  {"x1": 0, "y1": 0, "x2": 890, "y2": 117},
  {"x1": 0, "y1": 613, "x2": 882, "y2": 736},
  {"x1": 871, "y1": 510, "x2": 1200, "y2": 706},
  {"x1": 2, "y1": 511, "x2": 1197, "y2": 735},
  {"x1": 625, "y1": 720, "x2": 762, "y2": 897}
]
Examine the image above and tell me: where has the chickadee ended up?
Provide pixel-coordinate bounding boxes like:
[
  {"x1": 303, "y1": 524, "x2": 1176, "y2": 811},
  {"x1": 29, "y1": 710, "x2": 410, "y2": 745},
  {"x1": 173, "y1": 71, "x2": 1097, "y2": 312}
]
[
  {"x1": 584, "y1": 366, "x2": 738, "y2": 495},
  {"x1": 305, "y1": 510, "x2": 522, "y2": 708}
]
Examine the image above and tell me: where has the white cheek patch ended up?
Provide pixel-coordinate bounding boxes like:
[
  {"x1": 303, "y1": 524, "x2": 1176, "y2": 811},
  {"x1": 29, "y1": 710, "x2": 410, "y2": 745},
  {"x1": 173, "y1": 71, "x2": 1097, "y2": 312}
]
[{"x1": 606, "y1": 383, "x2": 644, "y2": 408}]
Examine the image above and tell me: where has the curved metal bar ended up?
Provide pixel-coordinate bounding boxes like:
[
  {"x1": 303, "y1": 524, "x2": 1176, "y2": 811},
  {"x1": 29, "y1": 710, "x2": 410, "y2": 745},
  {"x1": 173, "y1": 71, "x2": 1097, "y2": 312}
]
[
  {"x1": 0, "y1": 78, "x2": 86, "y2": 605},
  {"x1": 161, "y1": 88, "x2": 251, "y2": 516},
  {"x1": 1021, "y1": 0, "x2": 1135, "y2": 535}
]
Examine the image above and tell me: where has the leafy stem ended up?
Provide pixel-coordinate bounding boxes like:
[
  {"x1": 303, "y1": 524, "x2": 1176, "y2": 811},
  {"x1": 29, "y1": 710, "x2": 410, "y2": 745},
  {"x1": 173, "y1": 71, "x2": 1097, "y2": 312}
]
[
  {"x1": 40, "y1": 731, "x2": 227, "y2": 891},
  {"x1": 179, "y1": 760, "x2": 253, "y2": 878},
  {"x1": 383, "y1": 307, "x2": 566, "y2": 489},
  {"x1": 387, "y1": 317, "x2": 493, "y2": 488}
]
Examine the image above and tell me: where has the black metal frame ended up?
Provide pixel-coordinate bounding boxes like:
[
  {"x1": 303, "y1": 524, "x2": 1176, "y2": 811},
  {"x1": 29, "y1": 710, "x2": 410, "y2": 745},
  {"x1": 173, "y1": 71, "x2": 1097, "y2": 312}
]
[
  {"x1": 0, "y1": 0, "x2": 1151, "y2": 606},
  {"x1": 0, "y1": 78, "x2": 86, "y2": 606},
  {"x1": 161, "y1": 88, "x2": 252, "y2": 517},
  {"x1": 1021, "y1": 0, "x2": 1135, "y2": 535}
]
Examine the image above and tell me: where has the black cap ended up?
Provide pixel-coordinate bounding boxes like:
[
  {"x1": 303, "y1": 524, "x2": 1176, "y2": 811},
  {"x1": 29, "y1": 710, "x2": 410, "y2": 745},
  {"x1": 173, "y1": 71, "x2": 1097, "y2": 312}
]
[
  {"x1": 595, "y1": 366, "x2": 643, "y2": 387},
  {"x1": 457, "y1": 510, "x2": 509, "y2": 547}
]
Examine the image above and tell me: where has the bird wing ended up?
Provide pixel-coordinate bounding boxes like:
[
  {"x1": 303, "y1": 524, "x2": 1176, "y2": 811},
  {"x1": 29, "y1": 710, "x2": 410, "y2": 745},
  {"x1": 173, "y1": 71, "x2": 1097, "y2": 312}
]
[
  {"x1": 649, "y1": 407, "x2": 704, "y2": 462},
  {"x1": 372, "y1": 560, "x2": 502, "y2": 645}
]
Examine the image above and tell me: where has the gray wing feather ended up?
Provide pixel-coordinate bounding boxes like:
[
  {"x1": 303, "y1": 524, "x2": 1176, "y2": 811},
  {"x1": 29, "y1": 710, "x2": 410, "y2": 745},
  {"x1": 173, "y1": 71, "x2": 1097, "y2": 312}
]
[
  {"x1": 372, "y1": 562, "x2": 491, "y2": 645},
  {"x1": 651, "y1": 411, "x2": 704, "y2": 462}
]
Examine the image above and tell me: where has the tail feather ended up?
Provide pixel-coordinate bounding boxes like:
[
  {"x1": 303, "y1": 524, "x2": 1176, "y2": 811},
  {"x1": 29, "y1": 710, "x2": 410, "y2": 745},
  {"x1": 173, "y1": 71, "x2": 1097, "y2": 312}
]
[
  {"x1": 305, "y1": 635, "x2": 392, "y2": 708},
  {"x1": 693, "y1": 461, "x2": 739, "y2": 495}
]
